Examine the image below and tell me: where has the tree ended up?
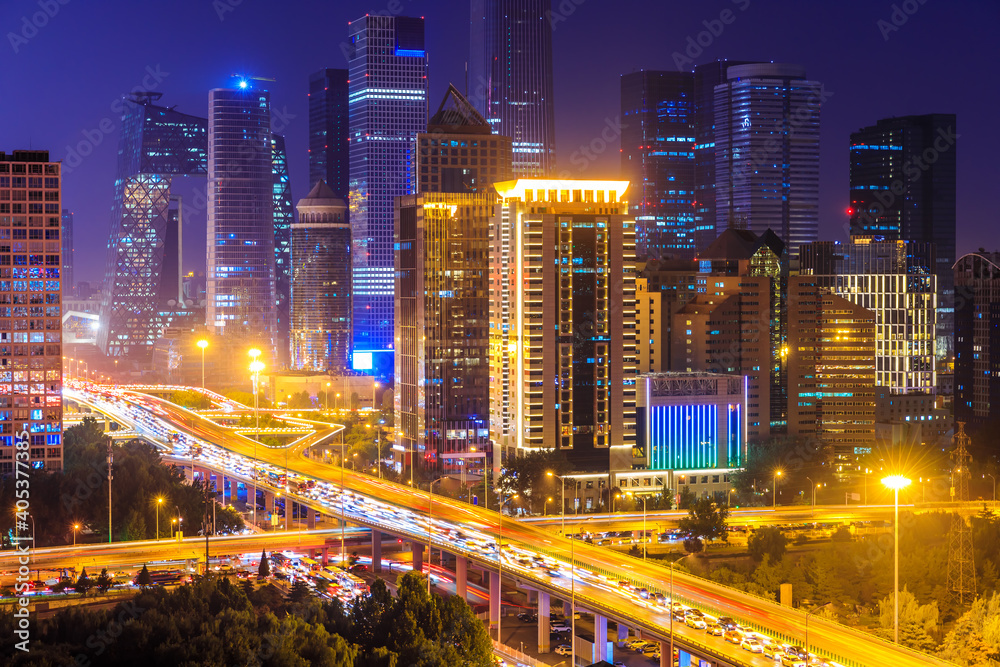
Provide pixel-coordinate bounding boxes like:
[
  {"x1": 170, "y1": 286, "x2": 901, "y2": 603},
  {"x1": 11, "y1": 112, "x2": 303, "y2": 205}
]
[
  {"x1": 679, "y1": 498, "x2": 729, "y2": 546},
  {"x1": 496, "y1": 450, "x2": 571, "y2": 514},
  {"x1": 832, "y1": 526, "x2": 852, "y2": 542},
  {"x1": 73, "y1": 568, "x2": 93, "y2": 596},
  {"x1": 119, "y1": 508, "x2": 147, "y2": 541},
  {"x1": 136, "y1": 564, "x2": 152, "y2": 588},
  {"x1": 258, "y1": 550, "x2": 271, "y2": 579},
  {"x1": 288, "y1": 578, "x2": 312, "y2": 603},
  {"x1": 677, "y1": 487, "x2": 696, "y2": 510},
  {"x1": 747, "y1": 526, "x2": 787, "y2": 563},
  {"x1": 877, "y1": 586, "x2": 940, "y2": 650},
  {"x1": 682, "y1": 537, "x2": 703, "y2": 554},
  {"x1": 95, "y1": 568, "x2": 114, "y2": 594}
]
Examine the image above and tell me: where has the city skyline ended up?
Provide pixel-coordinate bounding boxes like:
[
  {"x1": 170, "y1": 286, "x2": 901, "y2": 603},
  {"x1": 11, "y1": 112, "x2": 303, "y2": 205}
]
[{"x1": 2, "y1": 0, "x2": 995, "y2": 285}]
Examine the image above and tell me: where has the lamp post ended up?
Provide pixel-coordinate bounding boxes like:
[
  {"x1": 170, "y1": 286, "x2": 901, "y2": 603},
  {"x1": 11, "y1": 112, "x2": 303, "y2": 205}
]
[
  {"x1": 773, "y1": 470, "x2": 783, "y2": 509},
  {"x1": 805, "y1": 601, "x2": 833, "y2": 657},
  {"x1": 544, "y1": 497, "x2": 552, "y2": 517},
  {"x1": 427, "y1": 478, "x2": 444, "y2": 595},
  {"x1": 627, "y1": 492, "x2": 648, "y2": 560},
  {"x1": 155, "y1": 497, "x2": 163, "y2": 541},
  {"x1": 547, "y1": 472, "x2": 568, "y2": 534},
  {"x1": 986, "y1": 474, "x2": 997, "y2": 505},
  {"x1": 249, "y1": 350, "x2": 264, "y2": 528},
  {"x1": 882, "y1": 475, "x2": 911, "y2": 645},
  {"x1": 497, "y1": 492, "x2": 518, "y2": 649},
  {"x1": 196, "y1": 339, "x2": 208, "y2": 389},
  {"x1": 372, "y1": 381, "x2": 379, "y2": 411},
  {"x1": 72, "y1": 523, "x2": 79, "y2": 546}
]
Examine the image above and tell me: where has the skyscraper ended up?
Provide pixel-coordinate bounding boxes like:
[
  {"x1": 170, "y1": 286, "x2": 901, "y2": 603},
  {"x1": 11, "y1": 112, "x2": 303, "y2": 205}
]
[
  {"x1": 849, "y1": 114, "x2": 957, "y2": 356},
  {"x1": 489, "y1": 179, "x2": 637, "y2": 472},
  {"x1": 714, "y1": 63, "x2": 822, "y2": 260},
  {"x1": 206, "y1": 86, "x2": 278, "y2": 360},
  {"x1": 272, "y1": 134, "x2": 293, "y2": 366},
  {"x1": 620, "y1": 71, "x2": 698, "y2": 260},
  {"x1": 291, "y1": 181, "x2": 351, "y2": 372},
  {"x1": 348, "y1": 15, "x2": 428, "y2": 377},
  {"x1": 954, "y1": 252, "x2": 1000, "y2": 435},
  {"x1": 308, "y1": 68, "x2": 349, "y2": 199},
  {"x1": 0, "y1": 150, "x2": 64, "y2": 473},
  {"x1": 470, "y1": 0, "x2": 556, "y2": 177},
  {"x1": 60, "y1": 208, "x2": 73, "y2": 297}
]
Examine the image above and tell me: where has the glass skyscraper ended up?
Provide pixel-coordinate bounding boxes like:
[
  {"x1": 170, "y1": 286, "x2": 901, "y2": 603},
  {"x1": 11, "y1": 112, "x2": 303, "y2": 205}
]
[
  {"x1": 272, "y1": 134, "x2": 293, "y2": 366},
  {"x1": 849, "y1": 114, "x2": 957, "y2": 357},
  {"x1": 469, "y1": 0, "x2": 556, "y2": 177},
  {"x1": 714, "y1": 63, "x2": 822, "y2": 261},
  {"x1": 620, "y1": 71, "x2": 697, "y2": 261},
  {"x1": 60, "y1": 208, "x2": 73, "y2": 297},
  {"x1": 308, "y1": 68, "x2": 349, "y2": 199},
  {"x1": 207, "y1": 87, "x2": 279, "y2": 360},
  {"x1": 347, "y1": 15, "x2": 428, "y2": 377}
]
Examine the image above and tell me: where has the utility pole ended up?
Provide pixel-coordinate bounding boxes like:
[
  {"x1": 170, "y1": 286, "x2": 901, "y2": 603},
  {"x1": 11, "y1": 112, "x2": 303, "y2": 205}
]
[
  {"x1": 107, "y1": 438, "x2": 113, "y2": 544},
  {"x1": 947, "y1": 422, "x2": 977, "y2": 605}
]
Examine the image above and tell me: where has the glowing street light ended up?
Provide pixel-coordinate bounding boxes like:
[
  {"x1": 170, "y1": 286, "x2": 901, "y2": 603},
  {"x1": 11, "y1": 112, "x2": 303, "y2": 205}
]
[
  {"x1": 773, "y1": 470, "x2": 784, "y2": 509},
  {"x1": 196, "y1": 339, "x2": 208, "y2": 389},
  {"x1": 73, "y1": 523, "x2": 79, "y2": 546},
  {"x1": 155, "y1": 497, "x2": 164, "y2": 541},
  {"x1": 249, "y1": 351, "x2": 265, "y2": 528},
  {"x1": 882, "y1": 475, "x2": 912, "y2": 645}
]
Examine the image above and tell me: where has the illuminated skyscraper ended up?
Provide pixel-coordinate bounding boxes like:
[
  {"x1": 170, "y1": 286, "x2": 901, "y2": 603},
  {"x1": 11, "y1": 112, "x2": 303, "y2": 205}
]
[
  {"x1": 954, "y1": 252, "x2": 1000, "y2": 435},
  {"x1": 714, "y1": 63, "x2": 822, "y2": 260},
  {"x1": 620, "y1": 71, "x2": 698, "y2": 260},
  {"x1": 292, "y1": 181, "x2": 351, "y2": 372},
  {"x1": 470, "y1": 0, "x2": 556, "y2": 177},
  {"x1": 348, "y1": 15, "x2": 428, "y2": 377},
  {"x1": 489, "y1": 180, "x2": 637, "y2": 472},
  {"x1": 206, "y1": 87, "x2": 278, "y2": 360},
  {"x1": 272, "y1": 134, "x2": 293, "y2": 366},
  {"x1": 0, "y1": 150, "x2": 64, "y2": 473},
  {"x1": 308, "y1": 68, "x2": 349, "y2": 198},
  {"x1": 60, "y1": 209, "x2": 73, "y2": 297}
]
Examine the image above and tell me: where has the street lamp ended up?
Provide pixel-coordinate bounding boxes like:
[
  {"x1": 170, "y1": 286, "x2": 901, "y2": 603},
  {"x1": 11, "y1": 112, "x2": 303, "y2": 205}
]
[
  {"x1": 497, "y1": 493, "x2": 518, "y2": 648},
  {"x1": 73, "y1": 523, "x2": 79, "y2": 546},
  {"x1": 249, "y1": 351, "x2": 264, "y2": 528},
  {"x1": 544, "y1": 497, "x2": 553, "y2": 517},
  {"x1": 986, "y1": 474, "x2": 997, "y2": 505},
  {"x1": 547, "y1": 472, "x2": 569, "y2": 534},
  {"x1": 773, "y1": 470, "x2": 783, "y2": 509},
  {"x1": 627, "y1": 492, "x2": 649, "y2": 560},
  {"x1": 882, "y1": 474, "x2": 911, "y2": 645},
  {"x1": 373, "y1": 381, "x2": 379, "y2": 411},
  {"x1": 325, "y1": 382, "x2": 331, "y2": 413},
  {"x1": 155, "y1": 497, "x2": 164, "y2": 541},
  {"x1": 427, "y1": 478, "x2": 444, "y2": 595},
  {"x1": 196, "y1": 339, "x2": 208, "y2": 389}
]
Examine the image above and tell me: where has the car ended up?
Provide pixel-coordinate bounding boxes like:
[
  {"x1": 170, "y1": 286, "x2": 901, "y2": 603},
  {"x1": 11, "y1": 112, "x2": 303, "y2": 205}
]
[
  {"x1": 716, "y1": 616, "x2": 742, "y2": 631},
  {"x1": 550, "y1": 622, "x2": 571, "y2": 633},
  {"x1": 685, "y1": 608, "x2": 704, "y2": 618},
  {"x1": 633, "y1": 641, "x2": 655, "y2": 653},
  {"x1": 671, "y1": 610, "x2": 686, "y2": 623},
  {"x1": 763, "y1": 643, "x2": 785, "y2": 659},
  {"x1": 685, "y1": 615, "x2": 707, "y2": 630},
  {"x1": 741, "y1": 638, "x2": 764, "y2": 653},
  {"x1": 623, "y1": 638, "x2": 647, "y2": 650},
  {"x1": 637, "y1": 588, "x2": 650, "y2": 599},
  {"x1": 517, "y1": 612, "x2": 537, "y2": 622},
  {"x1": 652, "y1": 592, "x2": 666, "y2": 604},
  {"x1": 723, "y1": 629, "x2": 744, "y2": 644},
  {"x1": 780, "y1": 648, "x2": 808, "y2": 667},
  {"x1": 706, "y1": 623, "x2": 724, "y2": 636},
  {"x1": 641, "y1": 644, "x2": 661, "y2": 656},
  {"x1": 554, "y1": 645, "x2": 571, "y2": 656}
]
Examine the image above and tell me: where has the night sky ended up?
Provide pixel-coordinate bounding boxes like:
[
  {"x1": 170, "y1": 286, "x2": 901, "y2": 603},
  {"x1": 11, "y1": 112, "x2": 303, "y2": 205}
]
[{"x1": 2, "y1": 0, "x2": 996, "y2": 284}]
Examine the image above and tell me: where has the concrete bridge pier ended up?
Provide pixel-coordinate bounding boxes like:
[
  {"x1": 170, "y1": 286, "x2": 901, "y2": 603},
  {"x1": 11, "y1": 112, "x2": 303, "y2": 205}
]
[
  {"x1": 593, "y1": 614, "x2": 609, "y2": 663},
  {"x1": 660, "y1": 640, "x2": 670, "y2": 667},
  {"x1": 537, "y1": 591, "x2": 550, "y2": 653},
  {"x1": 617, "y1": 622, "x2": 629, "y2": 642},
  {"x1": 455, "y1": 555, "x2": 467, "y2": 600},
  {"x1": 412, "y1": 542, "x2": 424, "y2": 574},
  {"x1": 371, "y1": 531, "x2": 382, "y2": 573},
  {"x1": 489, "y1": 571, "x2": 501, "y2": 628}
]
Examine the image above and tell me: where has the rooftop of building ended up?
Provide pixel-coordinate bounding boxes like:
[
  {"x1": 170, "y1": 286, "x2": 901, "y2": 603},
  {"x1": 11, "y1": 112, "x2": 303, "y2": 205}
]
[
  {"x1": 427, "y1": 84, "x2": 491, "y2": 134},
  {"x1": 0, "y1": 150, "x2": 51, "y2": 162}
]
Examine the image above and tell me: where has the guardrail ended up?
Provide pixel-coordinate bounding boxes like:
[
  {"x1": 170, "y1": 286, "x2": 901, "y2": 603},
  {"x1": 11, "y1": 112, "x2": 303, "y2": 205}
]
[{"x1": 492, "y1": 640, "x2": 552, "y2": 667}]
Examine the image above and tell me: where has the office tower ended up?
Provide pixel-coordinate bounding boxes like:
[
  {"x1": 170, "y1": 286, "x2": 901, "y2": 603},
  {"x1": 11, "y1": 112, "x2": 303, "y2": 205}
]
[
  {"x1": 692, "y1": 60, "x2": 757, "y2": 253},
  {"x1": 714, "y1": 63, "x2": 822, "y2": 260},
  {"x1": 291, "y1": 181, "x2": 351, "y2": 372},
  {"x1": 635, "y1": 276, "x2": 666, "y2": 375},
  {"x1": 620, "y1": 71, "x2": 698, "y2": 261},
  {"x1": 670, "y1": 228, "x2": 785, "y2": 441},
  {"x1": 348, "y1": 15, "x2": 428, "y2": 377},
  {"x1": 788, "y1": 277, "x2": 876, "y2": 477},
  {"x1": 308, "y1": 68, "x2": 349, "y2": 198},
  {"x1": 206, "y1": 87, "x2": 279, "y2": 360},
  {"x1": 799, "y1": 237, "x2": 936, "y2": 409},
  {"x1": 469, "y1": 0, "x2": 556, "y2": 177},
  {"x1": 272, "y1": 134, "x2": 293, "y2": 366},
  {"x1": 99, "y1": 92, "x2": 207, "y2": 360},
  {"x1": 0, "y1": 150, "x2": 63, "y2": 473},
  {"x1": 396, "y1": 192, "x2": 493, "y2": 476},
  {"x1": 489, "y1": 179, "x2": 637, "y2": 472},
  {"x1": 636, "y1": 372, "x2": 746, "y2": 471},
  {"x1": 418, "y1": 84, "x2": 513, "y2": 194},
  {"x1": 160, "y1": 197, "x2": 183, "y2": 307},
  {"x1": 60, "y1": 209, "x2": 73, "y2": 297},
  {"x1": 849, "y1": 114, "x2": 957, "y2": 356},
  {"x1": 954, "y1": 252, "x2": 1000, "y2": 435}
]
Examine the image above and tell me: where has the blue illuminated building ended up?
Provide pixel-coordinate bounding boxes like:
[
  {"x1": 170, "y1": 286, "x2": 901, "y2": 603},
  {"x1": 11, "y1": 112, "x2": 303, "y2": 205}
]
[
  {"x1": 636, "y1": 372, "x2": 747, "y2": 471},
  {"x1": 347, "y1": 15, "x2": 428, "y2": 377}
]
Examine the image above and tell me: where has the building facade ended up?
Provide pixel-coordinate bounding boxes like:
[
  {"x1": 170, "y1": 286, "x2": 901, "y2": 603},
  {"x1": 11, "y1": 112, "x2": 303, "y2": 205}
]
[
  {"x1": 489, "y1": 179, "x2": 637, "y2": 473},
  {"x1": 291, "y1": 181, "x2": 351, "y2": 372},
  {"x1": 620, "y1": 71, "x2": 698, "y2": 261},
  {"x1": 348, "y1": 15, "x2": 429, "y2": 377},
  {"x1": 0, "y1": 150, "x2": 63, "y2": 473},
  {"x1": 714, "y1": 63, "x2": 822, "y2": 260},
  {"x1": 60, "y1": 209, "x2": 73, "y2": 298},
  {"x1": 469, "y1": 0, "x2": 556, "y2": 177},
  {"x1": 849, "y1": 114, "x2": 957, "y2": 357},
  {"x1": 308, "y1": 68, "x2": 349, "y2": 199},
  {"x1": 635, "y1": 276, "x2": 667, "y2": 375},
  {"x1": 788, "y1": 277, "x2": 876, "y2": 477},
  {"x1": 954, "y1": 252, "x2": 1000, "y2": 435},
  {"x1": 636, "y1": 372, "x2": 746, "y2": 471},
  {"x1": 206, "y1": 87, "x2": 279, "y2": 361},
  {"x1": 272, "y1": 134, "x2": 293, "y2": 366}
]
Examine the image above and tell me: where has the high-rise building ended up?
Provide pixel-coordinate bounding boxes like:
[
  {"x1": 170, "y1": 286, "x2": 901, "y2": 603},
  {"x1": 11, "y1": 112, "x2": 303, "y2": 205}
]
[
  {"x1": 206, "y1": 87, "x2": 279, "y2": 360},
  {"x1": 348, "y1": 15, "x2": 429, "y2": 377},
  {"x1": 417, "y1": 84, "x2": 512, "y2": 194},
  {"x1": 954, "y1": 252, "x2": 1000, "y2": 435},
  {"x1": 308, "y1": 68, "x2": 349, "y2": 199},
  {"x1": 272, "y1": 134, "x2": 293, "y2": 366},
  {"x1": 0, "y1": 150, "x2": 64, "y2": 473},
  {"x1": 291, "y1": 181, "x2": 351, "y2": 372},
  {"x1": 635, "y1": 276, "x2": 667, "y2": 375},
  {"x1": 469, "y1": 0, "x2": 556, "y2": 177},
  {"x1": 60, "y1": 209, "x2": 73, "y2": 297},
  {"x1": 161, "y1": 197, "x2": 183, "y2": 308},
  {"x1": 799, "y1": 237, "x2": 937, "y2": 400},
  {"x1": 489, "y1": 179, "x2": 637, "y2": 472},
  {"x1": 620, "y1": 71, "x2": 698, "y2": 261},
  {"x1": 788, "y1": 277, "x2": 876, "y2": 477},
  {"x1": 849, "y1": 114, "x2": 957, "y2": 356},
  {"x1": 714, "y1": 63, "x2": 822, "y2": 260}
]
